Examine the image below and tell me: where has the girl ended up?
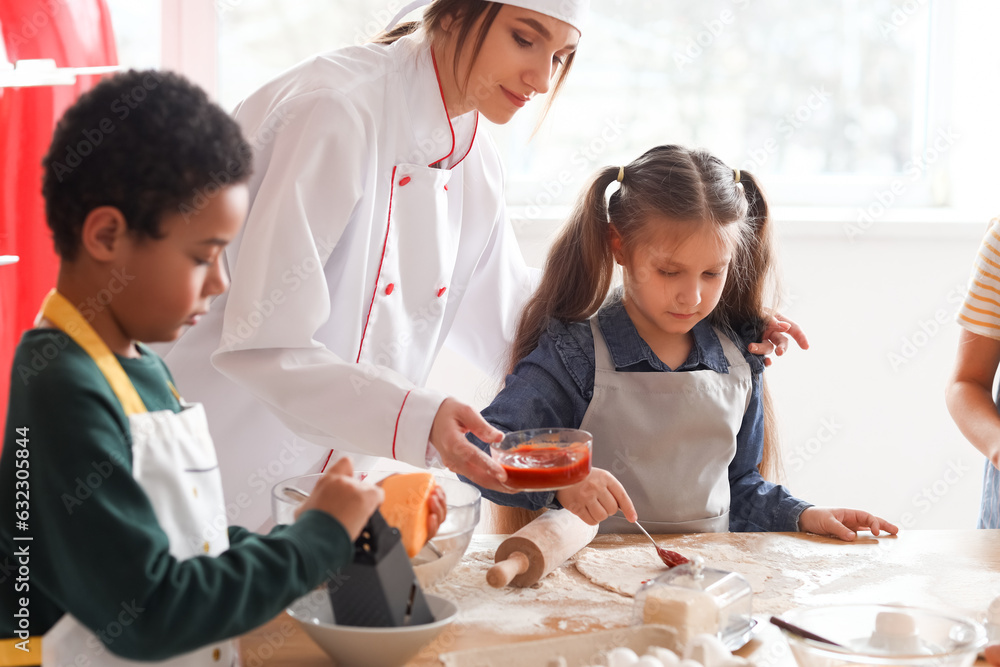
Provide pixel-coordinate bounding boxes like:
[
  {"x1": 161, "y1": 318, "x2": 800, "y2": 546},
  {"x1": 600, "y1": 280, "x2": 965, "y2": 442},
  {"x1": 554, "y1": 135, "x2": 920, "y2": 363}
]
[
  {"x1": 946, "y1": 215, "x2": 1000, "y2": 529},
  {"x1": 470, "y1": 145, "x2": 896, "y2": 541},
  {"x1": 159, "y1": 0, "x2": 803, "y2": 531}
]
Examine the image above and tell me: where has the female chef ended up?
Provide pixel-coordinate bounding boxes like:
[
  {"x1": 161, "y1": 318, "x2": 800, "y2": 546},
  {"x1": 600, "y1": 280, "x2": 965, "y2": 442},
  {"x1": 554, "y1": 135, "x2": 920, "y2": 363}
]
[{"x1": 161, "y1": 0, "x2": 805, "y2": 530}]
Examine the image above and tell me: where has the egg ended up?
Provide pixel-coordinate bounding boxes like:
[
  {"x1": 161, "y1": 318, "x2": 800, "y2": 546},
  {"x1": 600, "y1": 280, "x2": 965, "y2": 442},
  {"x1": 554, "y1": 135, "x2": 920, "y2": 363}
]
[
  {"x1": 685, "y1": 633, "x2": 732, "y2": 667},
  {"x1": 607, "y1": 647, "x2": 641, "y2": 667},
  {"x1": 635, "y1": 656, "x2": 665, "y2": 667},
  {"x1": 646, "y1": 647, "x2": 680, "y2": 667},
  {"x1": 719, "y1": 657, "x2": 752, "y2": 667}
]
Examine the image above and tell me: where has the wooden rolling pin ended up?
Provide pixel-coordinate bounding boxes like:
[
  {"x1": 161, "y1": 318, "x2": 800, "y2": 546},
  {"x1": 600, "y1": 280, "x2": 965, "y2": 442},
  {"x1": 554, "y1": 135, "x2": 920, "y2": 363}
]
[{"x1": 487, "y1": 509, "x2": 599, "y2": 588}]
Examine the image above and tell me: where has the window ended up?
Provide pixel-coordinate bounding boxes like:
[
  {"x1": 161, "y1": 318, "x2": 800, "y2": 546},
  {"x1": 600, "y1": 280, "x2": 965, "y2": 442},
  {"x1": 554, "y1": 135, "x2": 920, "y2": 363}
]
[
  {"x1": 105, "y1": 0, "x2": 161, "y2": 70},
  {"x1": 217, "y1": 1, "x2": 418, "y2": 113},
  {"x1": 160, "y1": 0, "x2": 999, "y2": 216},
  {"x1": 493, "y1": 0, "x2": 946, "y2": 213}
]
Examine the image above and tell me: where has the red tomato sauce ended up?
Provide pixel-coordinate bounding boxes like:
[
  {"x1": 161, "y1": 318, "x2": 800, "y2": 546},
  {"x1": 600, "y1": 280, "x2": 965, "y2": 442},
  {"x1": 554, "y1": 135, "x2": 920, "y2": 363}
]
[{"x1": 500, "y1": 444, "x2": 591, "y2": 489}]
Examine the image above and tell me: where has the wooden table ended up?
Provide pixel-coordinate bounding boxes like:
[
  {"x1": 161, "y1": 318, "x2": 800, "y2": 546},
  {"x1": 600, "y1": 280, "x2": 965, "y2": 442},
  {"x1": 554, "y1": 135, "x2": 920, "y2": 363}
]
[{"x1": 239, "y1": 530, "x2": 1000, "y2": 665}]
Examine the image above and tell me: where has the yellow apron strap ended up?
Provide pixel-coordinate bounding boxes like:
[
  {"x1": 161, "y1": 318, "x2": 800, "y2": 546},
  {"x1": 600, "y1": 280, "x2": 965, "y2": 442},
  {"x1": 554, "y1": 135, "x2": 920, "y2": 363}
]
[
  {"x1": 38, "y1": 289, "x2": 148, "y2": 416},
  {"x1": 0, "y1": 636, "x2": 42, "y2": 666}
]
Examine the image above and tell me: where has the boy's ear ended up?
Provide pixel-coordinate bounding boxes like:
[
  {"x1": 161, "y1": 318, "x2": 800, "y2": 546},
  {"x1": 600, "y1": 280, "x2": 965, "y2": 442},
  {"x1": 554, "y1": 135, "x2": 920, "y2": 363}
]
[
  {"x1": 608, "y1": 225, "x2": 625, "y2": 265},
  {"x1": 80, "y1": 206, "x2": 129, "y2": 262}
]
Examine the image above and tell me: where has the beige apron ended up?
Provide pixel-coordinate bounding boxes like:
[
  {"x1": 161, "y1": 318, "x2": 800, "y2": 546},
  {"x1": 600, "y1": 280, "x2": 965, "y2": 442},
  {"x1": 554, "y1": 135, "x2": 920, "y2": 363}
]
[
  {"x1": 35, "y1": 291, "x2": 235, "y2": 666},
  {"x1": 583, "y1": 318, "x2": 752, "y2": 534}
]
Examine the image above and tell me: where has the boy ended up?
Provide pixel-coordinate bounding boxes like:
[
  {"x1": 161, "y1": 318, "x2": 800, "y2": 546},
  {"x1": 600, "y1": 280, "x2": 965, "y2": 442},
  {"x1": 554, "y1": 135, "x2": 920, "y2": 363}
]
[{"x1": 0, "y1": 70, "x2": 384, "y2": 664}]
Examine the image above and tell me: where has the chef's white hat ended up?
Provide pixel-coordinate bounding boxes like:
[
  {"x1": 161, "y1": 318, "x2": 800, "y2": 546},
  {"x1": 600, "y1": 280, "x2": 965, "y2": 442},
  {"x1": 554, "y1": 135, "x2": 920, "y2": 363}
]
[
  {"x1": 495, "y1": 0, "x2": 588, "y2": 33},
  {"x1": 387, "y1": 0, "x2": 589, "y2": 35}
]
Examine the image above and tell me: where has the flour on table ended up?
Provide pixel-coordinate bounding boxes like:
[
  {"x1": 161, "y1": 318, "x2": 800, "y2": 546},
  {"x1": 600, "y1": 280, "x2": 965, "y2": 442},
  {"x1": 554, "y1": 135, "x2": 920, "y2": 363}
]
[
  {"x1": 574, "y1": 537, "x2": 816, "y2": 614},
  {"x1": 575, "y1": 543, "x2": 782, "y2": 599},
  {"x1": 425, "y1": 545, "x2": 634, "y2": 637}
]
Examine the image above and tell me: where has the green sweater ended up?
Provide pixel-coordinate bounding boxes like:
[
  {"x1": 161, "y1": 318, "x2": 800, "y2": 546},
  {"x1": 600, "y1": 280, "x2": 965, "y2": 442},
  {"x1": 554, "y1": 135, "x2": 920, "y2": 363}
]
[{"x1": 0, "y1": 330, "x2": 352, "y2": 660}]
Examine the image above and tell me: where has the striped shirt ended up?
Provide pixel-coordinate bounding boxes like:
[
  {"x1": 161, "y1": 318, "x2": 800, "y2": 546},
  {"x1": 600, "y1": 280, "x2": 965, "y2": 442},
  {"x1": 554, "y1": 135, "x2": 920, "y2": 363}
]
[{"x1": 957, "y1": 216, "x2": 1000, "y2": 529}]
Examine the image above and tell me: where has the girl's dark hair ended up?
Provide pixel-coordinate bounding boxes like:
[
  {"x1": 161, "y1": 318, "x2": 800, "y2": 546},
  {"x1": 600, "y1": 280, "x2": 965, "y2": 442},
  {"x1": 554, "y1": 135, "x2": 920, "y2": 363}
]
[
  {"x1": 372, "y1": 0, "x2": 576, "y2": 121},
  {"x1": 509, "y1": 145, "x2": 782, "y2": 480},
  {"x1": 42, "y1": 69, "x2": 252, "y2": 260}
]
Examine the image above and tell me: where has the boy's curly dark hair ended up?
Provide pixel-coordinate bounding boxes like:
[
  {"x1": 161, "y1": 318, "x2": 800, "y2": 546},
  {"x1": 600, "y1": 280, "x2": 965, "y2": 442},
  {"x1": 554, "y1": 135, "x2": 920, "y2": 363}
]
[{"x1": 42, "y1": 69, "x2": 253, "y2": 259}]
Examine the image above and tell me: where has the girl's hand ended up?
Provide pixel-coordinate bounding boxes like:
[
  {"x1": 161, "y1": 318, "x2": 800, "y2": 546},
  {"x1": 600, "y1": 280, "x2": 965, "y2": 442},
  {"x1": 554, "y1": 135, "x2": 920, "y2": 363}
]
[
  {"x1": 427, "y1": 483, "x2": 447, "y2": 540},
  {"x1": 430, "y1": 398, "x2": 509, "y2": 492},
  {"x1": 984, "y1": 644, "x2": 1000, "y2": 665},
  {"x1": 294, "y1": 457, "x2": 384, "y2": 540},
  {"x1": 798, "y1": 506, "x2": 899, "y2": 542},
  {"x1": 748, "y1": 312, "x2": 810, "y2": 367},
  {"x1": 556, "y1": 468, "x2": 637, "y2": 525}
]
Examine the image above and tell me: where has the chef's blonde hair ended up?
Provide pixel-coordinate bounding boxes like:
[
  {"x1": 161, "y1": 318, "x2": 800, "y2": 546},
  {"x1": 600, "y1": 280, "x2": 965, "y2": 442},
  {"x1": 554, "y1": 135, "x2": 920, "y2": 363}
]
[
  {"x1": 373, "y1": 0, "x2": 576, "y2": 122},
  {"x1": 509, "y1": 145, "x2": 783, "y2": 483}
]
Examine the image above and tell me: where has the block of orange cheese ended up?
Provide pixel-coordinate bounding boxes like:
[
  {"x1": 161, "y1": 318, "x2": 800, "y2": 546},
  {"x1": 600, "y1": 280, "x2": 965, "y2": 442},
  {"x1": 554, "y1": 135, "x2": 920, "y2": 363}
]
[{"x1": 379, "y1": 472, "x2": 435, "y2": 557}]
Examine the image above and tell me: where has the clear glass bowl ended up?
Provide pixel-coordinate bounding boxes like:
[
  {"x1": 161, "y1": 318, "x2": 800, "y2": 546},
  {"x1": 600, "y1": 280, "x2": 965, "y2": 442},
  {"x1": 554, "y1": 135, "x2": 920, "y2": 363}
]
[
  {"x1": 271, "y1": 470, "x2": 481, "y2": 588},
  {"x1": 490, "y1": 427, "x2": 592, "y2": 492},
  {"x1": 777, "y1": 604, "x2": 987, "y2": 667}
]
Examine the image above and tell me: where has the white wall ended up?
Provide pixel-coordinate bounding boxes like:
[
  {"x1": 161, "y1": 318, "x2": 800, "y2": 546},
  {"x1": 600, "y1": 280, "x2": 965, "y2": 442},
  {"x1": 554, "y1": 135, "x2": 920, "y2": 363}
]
[{"x1": 427, "y1": 211, "x2": 990, "y2": 530}]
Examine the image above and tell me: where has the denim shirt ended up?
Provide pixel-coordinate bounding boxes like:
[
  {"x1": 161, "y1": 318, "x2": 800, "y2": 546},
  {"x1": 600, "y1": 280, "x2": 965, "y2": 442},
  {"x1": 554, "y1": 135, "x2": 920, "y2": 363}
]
[{"x1": 464, "y1": 295, "x2": 812, "y2": 532}]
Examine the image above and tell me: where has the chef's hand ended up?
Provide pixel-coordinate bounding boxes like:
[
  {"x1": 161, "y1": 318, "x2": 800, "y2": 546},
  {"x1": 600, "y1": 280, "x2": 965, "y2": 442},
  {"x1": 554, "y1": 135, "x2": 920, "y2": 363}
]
[
  {"x1": 748, "y1": 312, "x2": 809, "y2": 367},
  {"x1": 294, "y1": 457, "x2": 384, "y2": 541},
  {"x1": 430, "y1": 398, "x2": 509, "y2": 492},
  {"x1": 556, "y1": 468, "x2": 637, "y2": 526},
  {"x1": 798, "y1": 507, "x2": 899, "y2": 542},
  {"x1": 984, "y1": 644, "x2": 1000, "y2": 665},
  {"x1": 426, "y1": 483, "x2": 447, "y2": 540}
]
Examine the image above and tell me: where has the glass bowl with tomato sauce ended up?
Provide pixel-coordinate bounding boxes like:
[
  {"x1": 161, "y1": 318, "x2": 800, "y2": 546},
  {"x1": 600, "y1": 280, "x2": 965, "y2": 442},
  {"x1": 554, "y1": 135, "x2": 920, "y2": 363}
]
[{"x1": 491, "y1": 428, "x2": 592, "y2": 492}]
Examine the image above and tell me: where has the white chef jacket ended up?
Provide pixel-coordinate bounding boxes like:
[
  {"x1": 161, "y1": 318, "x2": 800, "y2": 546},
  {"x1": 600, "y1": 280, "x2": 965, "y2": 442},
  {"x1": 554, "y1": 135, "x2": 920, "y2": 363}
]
[{"x1": 160, "y1": 34, "x2": 535, "y2": 529}]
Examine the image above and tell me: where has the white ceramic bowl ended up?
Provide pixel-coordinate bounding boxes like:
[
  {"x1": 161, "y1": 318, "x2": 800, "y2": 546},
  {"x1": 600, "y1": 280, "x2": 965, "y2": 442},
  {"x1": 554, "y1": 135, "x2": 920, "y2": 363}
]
[
  {"x1": 271, "y1": 470, "x2": 481, "y2": 587},
  {"x1": 287, "y1": 589, "x2": 458, "y2": 666},
  {"x1": 778, "y1": 604, "x2": 987, "y2": 667}
]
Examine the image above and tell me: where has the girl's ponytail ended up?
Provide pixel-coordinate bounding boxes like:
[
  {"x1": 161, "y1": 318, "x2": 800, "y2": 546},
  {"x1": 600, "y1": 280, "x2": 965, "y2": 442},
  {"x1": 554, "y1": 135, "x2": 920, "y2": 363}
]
[
  {"x1": 727, "y1": 169, "x2": 782, "y2": 482},
  {"x1": 506, "y1": 167, "x2": 621, "y2": 375}
]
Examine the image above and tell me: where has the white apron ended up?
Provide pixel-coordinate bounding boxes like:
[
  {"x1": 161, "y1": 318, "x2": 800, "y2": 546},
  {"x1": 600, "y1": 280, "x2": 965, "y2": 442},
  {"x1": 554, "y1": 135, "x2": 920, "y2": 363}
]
[
  {"x1": 583, "y1": 319, "x2": 753, "y2": 534},
  {"x1": 36, "y1": 291, "x2": 235, "y2": 666}
]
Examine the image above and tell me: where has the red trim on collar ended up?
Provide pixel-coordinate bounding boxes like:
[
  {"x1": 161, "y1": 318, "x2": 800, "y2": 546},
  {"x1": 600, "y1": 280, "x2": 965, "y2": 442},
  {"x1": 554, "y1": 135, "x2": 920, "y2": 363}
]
[
  {"x1": 357, "y1": 166, "x2": 397, "y2": 363},
  {"x1": 392, "y1": 390, "x2": 413, "y2": 460},
  {"x1": 429, "y1": 50, "x2": 456, "y2": 166},
  {"x1": 428, "y1": 50, "x2": 478, "y2": 169},
  {"x1": 453, "y1": 111, "x2": 479, "y2": 166}
]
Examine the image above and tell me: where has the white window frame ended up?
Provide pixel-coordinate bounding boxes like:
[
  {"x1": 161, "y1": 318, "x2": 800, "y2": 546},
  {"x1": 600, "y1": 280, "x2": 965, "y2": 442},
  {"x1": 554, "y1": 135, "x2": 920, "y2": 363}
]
[{"x1": 161, "y1": 0, "x2": 218, "y2": 100}]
